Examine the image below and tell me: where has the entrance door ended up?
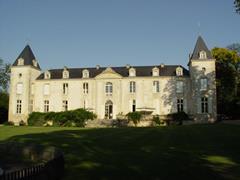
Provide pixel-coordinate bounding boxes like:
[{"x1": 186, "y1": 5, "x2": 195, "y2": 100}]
[{"x1": 105, "y1": 100, "x2": 113, "y2": 119}]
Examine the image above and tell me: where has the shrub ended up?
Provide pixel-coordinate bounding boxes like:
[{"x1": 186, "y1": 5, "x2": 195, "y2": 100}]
[
  {"x1": 152, "y1": 115, "x2": 161, "y2": 126},
  {"x1": 19, "y1": 120, "x2": 26, "y2": 126},
  {"x1": 27, "y1": 108, "x2": 96, "y2": 127},
  {"x1": 167, "y1": 111, "x2": 190, "y2": 125},
  {"x1": 3, "y1": 121, "x2": 14, "y2": 126},
  {"x1": 127, "y1": 112, "x2": 142, "y2": 126}
]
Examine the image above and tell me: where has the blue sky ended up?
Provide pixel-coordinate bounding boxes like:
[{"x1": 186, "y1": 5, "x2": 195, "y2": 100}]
[{"x1": 0, "y1": 0, "x2": 239, "y2": 69}]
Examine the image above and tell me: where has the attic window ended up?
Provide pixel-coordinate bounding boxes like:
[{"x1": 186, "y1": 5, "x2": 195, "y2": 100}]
[
  {"x1": 18, "y1": 58, "x2": 24, "y2": 66},
  {"x1": 199, "y1": 51, "x2": 207, "y2": 59},
  {"x1": 176, "y1": 67, "x2": 183, "y2": 76},
  {"x1": 32, "y1": 59, "x2": 38, "y2": 67},
  {"x1": 44, "y1": 71, "x2": 51, "y2": 79},
  {"x1": 129, "y1": 68, "x2": 136, "y2": 77},
  {"x1": 152, "y1": 67, "x2": 159, "y2": 76},
  {"x1": 62, "y1": 67, "x2": 69, "y2": 79},
  {"x1": 82, "y1": 69, "x2": 89, "y2": 78}
]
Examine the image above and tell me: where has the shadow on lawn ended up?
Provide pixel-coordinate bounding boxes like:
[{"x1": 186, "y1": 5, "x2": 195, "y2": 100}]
[{"x1": 1, "y1": 125, "x2": 240, "y2": 180}]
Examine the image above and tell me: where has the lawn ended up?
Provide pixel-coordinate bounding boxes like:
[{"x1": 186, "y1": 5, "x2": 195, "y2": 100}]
[{"x1": 0, "y1": 124, "x2": 240, "y2": 180}]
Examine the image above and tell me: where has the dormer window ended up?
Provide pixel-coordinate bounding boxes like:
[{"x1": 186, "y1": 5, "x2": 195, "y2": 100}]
[
  {"x1": 32, "y1": 59, "x2": 38, "y2": 67},
  {"x1": 62, "y1": 67, "x2": 69, "y2": 79},
  {"x1": 129, "y1": 68, "x2": 136, "y2": 77},
  {"x1": 199, "y1": 51, "x2": 207, "y2": 59},
  {"x1": 176, "y1": 66, "x2": 183, "y2": 76},
  {"x1": 82, "y1": 69, "x2": 89, "y2": 78},
  {"x1": 18, "y1": 58, "x2": 24, "y2": 66},
  {"x1": 152, "y1": 67, "x2": 159, "y2": 76},
  {"x1": 44, "y1": 71, "x2": 51, "y2": 79}
]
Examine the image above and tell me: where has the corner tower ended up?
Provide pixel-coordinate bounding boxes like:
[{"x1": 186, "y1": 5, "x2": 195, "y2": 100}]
[
  {"x1": 8, "y1": 45, "x2": 41, "y2": 124},
  {"x1": 189, "y1": 36, "x2": 217, "y2": 122}
]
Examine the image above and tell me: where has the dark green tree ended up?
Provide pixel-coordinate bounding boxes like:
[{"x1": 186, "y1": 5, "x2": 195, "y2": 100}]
[
  {"x1": 0, "y1": 58, "x2": 10, "y2": 92},
  {"x1": 212, "y1": 47, "x2": 240, "y2": 118},
  {"x1": 235, "y1": 0, "x2": 240, "y2": 14}
]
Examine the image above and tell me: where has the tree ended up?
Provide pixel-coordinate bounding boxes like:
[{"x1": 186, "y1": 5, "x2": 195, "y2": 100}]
[
  {"x1": 227, "y1": 43, "x2": 240, "y2": 55},
  {"x1": 212, "y1": 47, "x2": 240, "y2": 118},
  {"x1": 0, "y1": 59, "x2": 10, "y2": 92},
  {"x1": 0, "y1": 92, "x2": 9, "y2": 123},
  {"x1": 235, "y1": 0, "x2": 240, "y2": 14}
]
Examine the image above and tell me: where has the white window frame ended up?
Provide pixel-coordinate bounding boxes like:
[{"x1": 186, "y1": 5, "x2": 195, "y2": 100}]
[
  {"x1": 199, "y1": 51, "x2": 207, "y2": 59},
  {"x1": 43, "y1": 84, "x2": 50, "y2": 95},
  {"x1": 82, "y1": 69, "x2": 89, "y2": 78},
  {"x1": 44, "y1": 100, "x2": 49, "y2": 112},
  {"x1": 16, "y1": 100, "x2": 22, "y2": 114},
  {"x1": 176, "y1": 81, "x2": 183, "y2": 93},
  {"x1": 177, "y1": 98, "x2": 184, "y2": 112},
  {"x1": 105, "y1": 82, "x2": 113, "y2": 95},
  {"x1": 62, "y1": 100, "x2": 68, "y2": 111},
  {"x1": 129, "y1": 68, "x2": 136, "y2": 77},
  {"x1": 63, "y1": 83, "x2": 68, "y2": 95},
  {"x1": 16, "y1": 83, "x2": 23, "y2": 95},
  {"x1": 153, "y1": 81, "x2": 160, "y2": 93},
  {"x1": 83, "y1": 82, "x2": 89, "y2": 94},
  {"x1": 201, "y1": 97, "x2": 208, "y2": 113},
  {"x1": 200, "y1": 78, "x2": 207, "y2": 91},
  {"x1": 130, "y1": 81, "x2": 136, "y2": 93}
]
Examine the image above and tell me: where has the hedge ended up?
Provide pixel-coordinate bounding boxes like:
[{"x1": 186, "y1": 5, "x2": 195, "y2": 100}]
[{"x1": 28, "y1": 108, "x2": 96, "y2": 127}]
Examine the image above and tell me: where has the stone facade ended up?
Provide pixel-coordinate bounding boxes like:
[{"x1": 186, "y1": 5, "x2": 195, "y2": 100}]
[{"x1": 8, "y1": 36, "x2": 217, "y2": 125}]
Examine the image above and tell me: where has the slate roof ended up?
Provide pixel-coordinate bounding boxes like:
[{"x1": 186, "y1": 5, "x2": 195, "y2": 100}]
[
  {"x1": 191, "y1": 36, "x2": 212, "y2": 59},
  {"x1": 37, "y1": 65, "x2": 189, "y2": 80},
  {"x1": 12, "y1": 45, "x2": 41, "y2": 69}
]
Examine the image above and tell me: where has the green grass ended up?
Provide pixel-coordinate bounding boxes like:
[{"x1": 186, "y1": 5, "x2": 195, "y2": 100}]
[{"x1": 0, "y1": 124, "x2": 240, "y2": 180}]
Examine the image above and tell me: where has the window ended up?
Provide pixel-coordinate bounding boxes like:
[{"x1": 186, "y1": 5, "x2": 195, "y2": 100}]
[
  {"x1": 129, "y1": 68, "x2": 136, "y2": 77},
  {"x1": 16, "y1": 100, "x2": 22, "y2": 114},
  {"x1": 83, "y1": 82, "x2": 88, "y2": 94},
  {"x1": 130, "y1": 81, "x2": 136, "y2": 93},
  {"x1": 62, "y1": 100, "x2": 68, "y2": 111},
  {"x1": 32, "y1": 60, "x2": 38, "y2": 67},
  {"x1": 176, "y1": 81, "x2": 183, "y2": 93},
  {"x1": 152, "y1": 67, "x2": 159, "y2": 76},
  {"x1": 44, "y1": 71, "x2": 51, "y2": 79},
  {"x1": 44, "y1": 100, "x2": 49, "y2": 112},
  {"x1": 176, "y1": 67, "x2": 183, "y2": 76},
  {"x1": 200, "y1": 78, "x2": 207, "y2": 91},
  {"x1": 43, "y1": 84, "x2": 50, "y2": 95},
  {"x1": 82, "y1": 69, "x2": 89, "y2": 78},
  {"x1": 153, "y1": 81, "x2": 160, "y2": 93},
  {"x1": 63, "y1": 83, "x2": 68, "y2": 95},
  {"x1": 18, "y1": 58, "x2": 24, "y2": 65},
  {"x1": 29, "y1": 100, "x2": 33, "y2": 113},
  {"x1": 62, "y1": 67, "x2": 69, "y2": 79},
  {"x1": 199, "y1": 51, "x2": 207, "y2": 59},
  {"x1": 132, "y1": 100, "x2": 136, "y2": 112},
  {"x1": 177, "y1": 98, "x2": 184, "y2": 112},
  {"x1": 105, "y1": 82, "x2": 113, "y2": 95},
  {"x1": 201, "y1": 97, "x2": 208, "y2": 113},
  {"x1": 16, "y1": 83, "x2": 23, "y2": 95}
]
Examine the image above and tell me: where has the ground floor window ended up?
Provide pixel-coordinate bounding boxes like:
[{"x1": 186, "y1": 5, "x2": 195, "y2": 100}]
[
  {"x1": 63, "y1": 100, "x2": 68, "y2": 111},
  {"x1": 177, "y1": 98, "x2": 183, "y2": 112},
  {"x1": 44, "y1": 100, "x2": 49, "y2": 112},
  {"x1": 201, "y1": 97, "x2": 208, "y2": 113},
  {"x1": 132, "y1": 100, "x2": 136, "y2": 112},
  {"x1": 105, "y1": 100, "x2": 113, "y2": 119},
  {"x1": 16, "y1": 100, "x2": 22, "y2": 114}
]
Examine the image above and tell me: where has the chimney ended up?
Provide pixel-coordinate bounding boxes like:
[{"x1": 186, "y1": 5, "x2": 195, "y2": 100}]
[
  {"x1": 126, "y1": 64, "x2": 130, "y2": 69},
  {"x1": 160, "y1": 63, "x2": 165, "y2": 68},
  {"x1": 96, "y1": 65, "x2": 100, "y2": 69}
]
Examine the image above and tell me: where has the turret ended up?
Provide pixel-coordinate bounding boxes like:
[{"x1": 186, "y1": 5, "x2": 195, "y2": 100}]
[
  {"x1": 188, "y1": 36, "x2": 217, "y2": 122},
  {"x1": 8, "y1": 45, "x2": 41, "y2": 125}
]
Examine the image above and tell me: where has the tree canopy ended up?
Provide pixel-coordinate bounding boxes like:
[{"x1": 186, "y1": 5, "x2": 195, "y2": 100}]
[
  {"x1": 0, "y1": 59, "x2": 10, "y2": 92},
  {"x1": 212, "y1": 47, "x2": 240, "y2": 117},
  {"x1": 235, "y1": 0, "x2": 240, "y2": 14}
]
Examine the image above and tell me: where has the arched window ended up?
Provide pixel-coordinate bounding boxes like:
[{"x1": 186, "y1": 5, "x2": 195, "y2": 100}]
[
  {"x1": 199, "y1": 51, "x2": 207, "y2": 59},
  {"x1": 62, "y1": 67, "x2": 69, "y2": 79},
  {"x1": 105, "y1": 82, "x2": 113, "y2": 95},
  {"x1": 82, "y1": 69, "x2": 89, "y2": 78},
  {"x1": 129, "y1": 68, "x2": 136, "y2": 77},
  {"x1": 18, "y1": 58, "x2": 24, "y2": 66},
  {"x1": 44, "y1": 71, "x2": 51, "y2": 79},
  {"x1": 129, "y1": 81, "x2": 136, "y2": 93},
  {"x1": 176, "y1": 67, "x2": 183, "y2": 76},
  {"x1": 152, "y1": 67, "x2": 159, "y2": 76}
]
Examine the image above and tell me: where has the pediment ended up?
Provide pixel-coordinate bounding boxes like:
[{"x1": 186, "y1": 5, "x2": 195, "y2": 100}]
[{"x1": 95, "y1": 67, "x2": 122, "y2": 79}]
